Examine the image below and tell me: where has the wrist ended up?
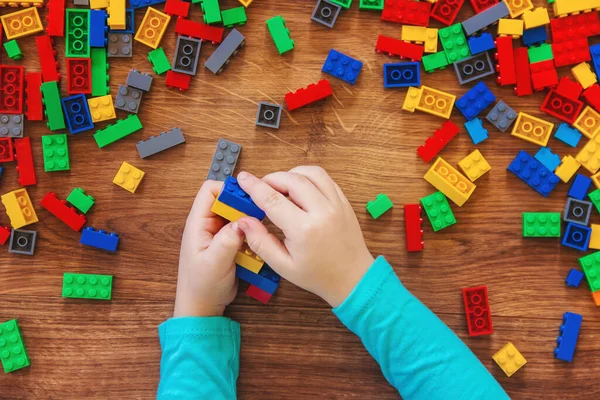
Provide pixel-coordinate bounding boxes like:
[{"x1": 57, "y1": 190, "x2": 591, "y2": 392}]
[
  {"x1": 324, "y1": 251, "x2": 374, "y2": 308},
  {"x1": 173, "y1": 299, "x2": 225, "y2": 318}
]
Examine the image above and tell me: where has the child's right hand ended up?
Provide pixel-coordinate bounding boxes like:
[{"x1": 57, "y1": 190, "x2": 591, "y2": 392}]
[{"x1": 235, "y1": 167, "x2": 375, "y2": 307}]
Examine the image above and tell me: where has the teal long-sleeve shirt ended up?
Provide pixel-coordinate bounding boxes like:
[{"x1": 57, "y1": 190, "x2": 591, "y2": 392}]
[{"x1": 158, "y1": 256, "x2": 508, "y2": 399}]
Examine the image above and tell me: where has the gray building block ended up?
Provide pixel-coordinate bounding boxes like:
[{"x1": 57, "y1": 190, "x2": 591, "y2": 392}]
[
  {"x1": 0, "y1": 114, "x2": 24, "y2": 138},
  {"x1": 486, "y1": 100, "x2": 517, "y2": 132},
  {"x1": 126, "y1": 70, "x2": 153, "y2": 91},
  {"x1": 255, "y1": 102, "x2": 282, "y2": 129},
  {"x1": 107, "y1": 34, "x2": 132, "y2": 58},
  {"x1": 207, "y1": 138, "x2": 242, "y2": 181},
  {"x1": 564, "y1": 198, "x2": 592, "y2": 226},
  {"x1": 115, "y1": 85, "x2": 143, "y2": 113},
  {"x1": 461, "y1": 2, "x2": 509, "y2": 36},
  {"x1": 137, "y1": 128, "x2": 185, "y2": 158},
  {"x1": 311, "y1": 0, "x2": 341, "y2": 28},
  {"x1": 454, "y1": 52, "x2": 495, "y2": 85},
  {"x1": 8, "y1": 229, "x2": 37, "y2": 256},
  {"x1": 73, "y1": 0, "x2": 89, "y2": 4},
  {"x1": 205, "y1": 29, "x2": 245, "y2": 75},
  {"x1": 172, "y1": 36, "x2": 202, "y2": 76}
]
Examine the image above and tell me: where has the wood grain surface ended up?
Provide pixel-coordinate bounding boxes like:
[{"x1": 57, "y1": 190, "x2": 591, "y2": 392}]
[{"x1": 1, "y1": 0, "x2": 599, "y2": 399}]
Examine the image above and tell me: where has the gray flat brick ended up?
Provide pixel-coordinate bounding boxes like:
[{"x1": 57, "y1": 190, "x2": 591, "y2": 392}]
[
  {"x1": 126, "y1": 70, "x2": 153, "y2": 91},
  {"x1": 107, "y1": 34, "x2": 132, "y2": 58},
  {"x1": 115, "y1": 85, "x2": 143, "y2": 113},
  {"x1": 311, "y1": 0, "x2": 341, "y2": 28},
  {"x1": 8, "y1": 229, "x2": 37, "y2": 256},
  {"x1": 486, "y1": 100, "x2": 517, "y2": 132},
  {"x1": 0, "y1": 114, "x2": 24, "y2": 138},
  {"x1": 255, "y1": 102, "x2": 282, "y2": 129},
  {"x1": 73, "y1": 0, "x2": 89, "y2": 5},
  {"x1": 454, "y1": 52, "x2": 495, "y2": 85},
  {"x1": 172, "y1": 36, "x2": 201, "y2": 76},
  {"x1": 207, "y1": 138, "x2": 242, "y2": 181},
  {"x1": 205, "y1": 29, "x2": 245, "y2": 75},
  {"x1": 462, "y1": 2, "x2": 509, "y2": 36},
  {"x1": 137, "y1": 128, "x2": 185, "y2": 158},
  {"x1": 564, "y1": 198, "x2": 593, "y2": 226}
]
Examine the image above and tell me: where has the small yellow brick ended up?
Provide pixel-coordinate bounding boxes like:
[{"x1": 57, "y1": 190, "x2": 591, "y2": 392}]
[
  {"x1": 592, "y1": 171, "x2": 600, "y2": 189},
  {"x1": 113, "y1": 162, "x2": 145, "y2": 193},
  {"x1": 505, "y1": 0, "x2": 533, "y2": 18},
  {"x1": 135, "y1": 7, "x2": 171, "y2": 49},
  {"x1": 574, "y1": 106, "x2": 600, "y2": 139},
  {"x1": 458, "y1": 150, "x2": 491, "y2": 182},
  {"x1": 498, "y1": 19, "x2": 523, "y2": 38},
  {"x1": 234, "y1": 243, "x2": 264, "y2": 273},
  {"x1": 522, "y1": 7, "x2": 550, "y2": 30},
  {"x1": 107, "y1": 0, "x2": 126, "y2": 29},
  {"x1": 0, "y1": 7, "x2": 43, "y2": 40},
  {"x1": 555, "y1": 156, "x2": 581, "y2": 183},
  {"x1": 511, "y1": 112, "x2": 554, "y2": 147},
  {"x1": 88, "y1": 95, "x2": 116, "y2": 123},
  {"x1": 211, "y1": 199, "x2": 248, "y2": 222},
  {"x1": 424, "y1": 28, "x2": 438, "y2": 53},
  {"x1": 576, "y1": 135, "x2": 600, "y2": 174},
  {"x1": 1, "y1": 188, "x2": 38, "y2": 229},
  {"x1": 424, "y1": 157, "x2": 476, "y2": 206},
  {"x1": 572, "y1": 62, "x2": 597, "y2": 89},
  {"x1": 90, "y1": 0, "x2": 108, "y2": 9},
  {"x1": 416, "y1": 86, "x2": 456, "y2": 119},
  {"x1": 590, "y1": 224, "x2": 600, "y2": 250},
  {"x1": 493, "y1": 343, "x2": 527, "y2": 377},
  {"x1": 403, "y1": 86, "x2": 422, "y2": 112},
  {"x1": 238, "y1": 0, "x2": 253, "y2": 6}
]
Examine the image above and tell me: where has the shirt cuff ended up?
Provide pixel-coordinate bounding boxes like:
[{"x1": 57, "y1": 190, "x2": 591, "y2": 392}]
[{"x1": 159, "y1": 316, "x2": 240, "y2": 348}]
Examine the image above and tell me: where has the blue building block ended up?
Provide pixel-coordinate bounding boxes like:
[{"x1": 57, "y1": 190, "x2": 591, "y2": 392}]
[
  {"x1": 218, "y1": 176, "x2": 266, "y2": 220},
  {"x1": 467, "y1": 32, "x2": 495, "y2": 55},
  {"x1": 554, "y1": 312, "x2": 582, "y2": 362},
  {"x1": 322, "y1": 49, "x2": 363, "y2": 85},
  {"x1": 0, "y1": 167, "x2": 3, "y2": 179},
  {"x1": 112, "y1": 9, "x2": 134, "y2": 34},
  {"x1": 89, "y1": 10, "x2": 107, "y2": 48},
  {"x1": 554, "y1": 123, "x2": 582, "y2": 147},
  {"x1": 568, "y1": 174, "x2": 592, "y2": 200},
  {"x1": 236, "y1": 264, "x2": 280, "y2": 294},
  {"x1": 383, "y1": 62, "x2": 420, "y2": 88},
  {"x1": 508, "y1": 150, "x2": 560, "y2": 197},
  {"x1": 522, "y1": 26, "x2": 547, "y2": 47},
  {"x1": 456, "y1": 81, "x2": 496, "y2": 120},
  {"x1": 565, "y1": 268, "x2": 584, "y2": 288},
  {"x1": 590, "y1": 43, "x2": 600, "y2": 78},
  {"x1": 129, "y1": 0, "x2": 165, "y2": 9},
  {"x1": 61, "y1": 94, "x2": 94, "y2": 134},
  {"x1": 464, "y1": 118, "x2": 488, "y2": 145},
  {"x1": 80, "y1": 227, "x2": 119, "y2": 252},
  {"x1": 534, "y1": 147, "x2": 561, "y2": 171},
  {"x1": 562, "y1": 222, "x2": 591, "y2": 251}
]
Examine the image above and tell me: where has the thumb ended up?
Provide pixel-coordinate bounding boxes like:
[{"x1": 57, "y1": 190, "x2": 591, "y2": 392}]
[
  {"x1": 236, "y1": 217, "x2": 292, "y2": 275},
  {"x1": 207, "y1": 222, "x2": 245, "y2": 264}
]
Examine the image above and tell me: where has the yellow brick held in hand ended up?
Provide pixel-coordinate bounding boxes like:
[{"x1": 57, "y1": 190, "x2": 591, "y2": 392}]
[
  {"x1": 572, "y1": 62, "x2": 597, "y2": 89},
  {"x1": 235, "y1": 243, "x2": 264, "y2": 273},
  {"x1": 88, "y1": 95, "x2": 116, "y2": 123},
  {"x1": 511, "y1": 112, "x2": 554, "y2": 146},
  {"x1": 424, "y1": 157, "x2": 476, "y2": 207},
  {"x1": 574, "y1": 106, "x2": 600, "y2": 139},
  {"x1": 211, "y1": 199, "x2": 248, "y2": 222},
  {"x1": 497, "y1": 19, "x2": 523, "y2": 38},
  {"x1": 493, "y1": 343, "x2": 527, "y2": 377},
  {"x1": 113, "y1": 162, "x2": 145, "y2": 193},
  {"x1": 1, "y1": 188, "x2": 38, "y2": 229},
  {"x1": 458, "y1": 150, "x2": 491, "y2": 182},
  {"x1": 555, "y1": 156, "x2": 581, "y2": 183}
]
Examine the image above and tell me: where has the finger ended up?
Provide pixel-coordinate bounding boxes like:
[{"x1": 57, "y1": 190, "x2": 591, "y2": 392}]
[
  {"x1": 183, "y1": 181, "x2": 226, "y2": 246},
  {"x1": 206, "y1": 222, "x2": 245, "y2": 266},
  {"x1": 288, "y1": 166, "x2": 341, "y2": 202},
  {"x1": 260, "y1": 171, "x2": 326, "y2": 211},
  {"x1": 189, "y1": 180, "x2": 224, "y2": 220}
]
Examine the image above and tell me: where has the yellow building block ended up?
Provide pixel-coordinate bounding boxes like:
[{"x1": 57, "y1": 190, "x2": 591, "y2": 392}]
[
  {"x1": 497, "y1": 18, "x2": 523, "y2": 38},
  {"x1": 135, "y1": 7, "x2": 171, "y2": 49},
  {"x1": 553, "y1": 0, "x2": 600, "y2": 17},
  {"x1": 458, "y1": 150, "x2": 490, "y2": 182},
  {"x1": 555, "y1": 156, "x2": 581, "y2": 183},
  {"x1": 1, "y1": 188, "x2": 38, "y2": 229},
  {"x1": 1, "y1": 7, "x2": 43, "y2": 40},
  {"x1": 211, "y1": 199, "x2": 248, "y2": 222},
  {"x1": 493, "y1": 343, "x2": 527, "y2": 377},
  {"x1": 107, "y1": 0, "x2": 126, "y2": 29},
  {"x1": 0, "y1": 0, "x2": 43, "y2": 6},
  {"x1": 521, "y1": 7, "x2": 549, "y2": 30},
  {"x1": 416, "y1": 86, "x2": 456, "y2": 119},
  {"x1": 88, "y1": 95, "x2": 116, "y2": 123},
  {"x1": 235, "y1": 243, "x2": 264, "y2": 273},
  {"x1": 592, "y1": 291, "x2": 600, "y2": 307},
  {"x1": 401, "y1": 26, "x2": 438, "y2": 53},
  {"x1": 574, "y1": 106, "x2": 600, "y2": 139},
  {"x1": 424, "y1": 29, "x2": 438, "y2": 53},
  {"x1": 505, "y1": 0, "x2": 533, "y2": 18},
  {"x1": 590, "y1": 225, "x2": 600, "y2": 250},
  {"x1": 238, "y1": 0, "x2": 253, "y2": 6},
  {"x1": 402, "y1": 87, "x2": 422, "y2": 112},
  {"x1": 572, "y1": 62, "x2": 597, "y2": 89},
  {"x1": 576, "y1": 135, "x2": 600, "y2": 174},
  {"x1": 90, "y1": 0, "x2": 109, "y2": 9},
  {"x1": 511, "y1": 112, "x2": 554, "y2": 147},
  {"x1": 592, "y1": 171, "x2": 600, "y2": 188},
  {"x1": 113, "y1": 162, "x2": 145, "y2": 193},
  {"x1": 424, "y1": 157, "x2": 476, "y2": 207}
]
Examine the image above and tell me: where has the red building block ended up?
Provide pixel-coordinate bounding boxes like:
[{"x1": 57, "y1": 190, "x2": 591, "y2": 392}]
[
  {"x1": 25, "y1": 72, "x2": 44, "y2": 121},
  {"x1": 66, "y1": 58, "x2": 92, "y2": 95},
  {"x1": 470, "y1": 0, "x2": 498, "y2": 14},
  {"x1": 404, "y1": 204, "x2": 424, "y2": 252},
  {"x1": 556, "y1": 77, "x2": 583, "y2": 100},
  {"x1": 165, "y1": 70, "x2": 192, "y2": 91},
  {"x1": 40, "y1": 192, "x2": 87, "y2": 232},
  {"x1": 164, "y1": 0, "x2": 190, "y2": 18},
  {"x1": 375, "y1": 35, "x2": 424, "y2": 61},
  {"x1": 550, "y1": 12, "x2": 600, "y2": 43},
  {"x1": 541, "y1": 89, "x2": 584, "y2": 124},
  {"x1": 531, "y1": 59, "x2": 558, "y2": 92},
  {"x1": 35, "y1": 35, "x2": 60, "y2": 82},
  {"x1": 582, "y1": 84, "x2": 600, "y2": 112},
  {"x1": 0, "y1": 226, "x2": 10, "y2": 245},
  {"x1": 13, "y1": 137, "x2": 36, "y2": 187},
  {"x1": 285, "y1": 80, "x2": 333, "y2": 111},
  {"x1": 46, "y1": 0, "x2": 65, "y2": 37},
  {"x1": 0, "y1": 65, "x2": 24, "y2": 114},
  {"x1": 246, "y1": 284, "x2": 272, "y2": 304},
  {"x1": 553, "y1": 38, "x2": 591, "y2": 68},
  {"x1": 381, "y1": 0, "x2": 430, "y2": 26},
  {"x1": 495, "y1": 36, "x2": 516, "y2": 86},
  {"x1": 462, "y1": 286, "x2": 493, "y2": 337},
  {"x1": 514, "y1": 47, "x2": 532, "y2": 97},
  {"x1": 417, "y1": 120, "x2": 459, "y2": 163},
  {"x1": 431, "y1": 0, "x2": 465, "y2": 26},
  {"x1": 0, "y1": 138, "x2": 14, "y2": 163},
  {"x1": 174, "y1": 17, "x2": 224, "y2": 44}
]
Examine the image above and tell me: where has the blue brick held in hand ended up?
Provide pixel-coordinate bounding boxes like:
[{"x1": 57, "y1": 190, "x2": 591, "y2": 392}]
[
  {"x1": 464, "y1": 118, "x2": 488, "y2": 145},
  {"x1": 80, "y1": 227, "x2": 119, "y2": 252},
  {"x1": 554, "y1": 123, "x2": 582, "y2": 147},
  {"x1": 322, "y1": 49, "x2": 363, "y2": 85},
  {"x1": 534, "y1": 147, "x2": 561, "y2": 171},
  {"x1": 467, "y1": 32, "x2": 495, "y2": 55},
  {"x1": 456, "y1": 81, "x2": 496, "y2": 120},
  {"x1": 565, "y1": 268, "x2": 584, "y2": 288},
  {"x1": 236, "y1": 264, "x2": 280, "y2": 294},
  {"x1": 218, "y1": 176, "x2": 266, "y2": 220},
  {"x1": 507, "y1": 150, "x2": 560, "y2": 197},
  {"x1": 562, "y1": 222, "x2": 591, "y2": 251},
  {"x1": 568, "y1": 174, "x2": 592, "y2": 200},
  {"x1": 383, "y1": 62, "x2": 419, "y2": 88}
]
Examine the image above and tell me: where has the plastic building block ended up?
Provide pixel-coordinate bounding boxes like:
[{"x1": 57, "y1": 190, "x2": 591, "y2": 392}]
[
  {"x1": 329, "y1": 0, "x2": 352, "y2": 8},
  {"x1": 593, "y1": 291, "x2": 600, "y2": 306},
  {"x1": 557, "y1": 77, "x2": 584, "y2": 100},
  {"x1": 46, "y1": 0, "x2": 66, "y2": 37},
  {"x1": 591, "y1": 224, "x2": 600, "y2": 250},
  {"x1": 422, "y1": 52, "x2": 449, "y2": 73},
  {"x1": 375, "y1": 35, "x2": 424, "y2": 61},
  {"x1": 80, "y1": 227, "x2": 119, "y2": 252},
  {"x1": 112, "y1": 8, "x2": 134, "y2": 33},
  {"x1": 221, "y1": 6, "x2": 246, "y2": 28},
  {"x1": 458, "y1": 150, "x2": 491, "y2": 182},
  {"x1": 125, "y1": 70, "x2": 152, "y2": 92},
  {"x1": 417, "y1": 120, "x2": 459, "y2": 163},
  {"x1": 580, "y1": 250, "x2": 600, "y2": 290},
  {"x1": 462, "y1": 286, "x2": 493, "y2": 336},
  {"x1": 201, "y1": 0, "x2": 221, "y2": 24},
  {"x1": 456, "y1": 81, "x2": 496, "y2": 121},
  {"x1": 553, "y1": 0, "x2": 600, "y2": 17},
  {"x1": 25, "y1": 72, "x2": 43, "y2": 121},
  {"x1": 87, "y1": 95, "x2": 116, "y2": 123},
  {"x1": 42, "y1": 134, "x2": 70, "y2": 172},
  {"x1": 554, "y1": 312, "x2": 582, "y2": 362},
  {"x1": 205, "y1": 29, "x2": 245, "y2": 75},
  {"x1": 553, "y1": 39, "x2": 591, "y2": 68},
  {"x1": 246, "y1": 285, "x2": 272, "y2": 304},
  {"x1": 8, "y1": 229, "x2": 36, "y2": 255},
  {"x1": 497, "y1": 18, "x2": 523, "y2": 38},
  {"x1": 172, "y1": 36, "x2": 201, "y2": 76},
  {"x1": 359, "y1": 0, "x2": 383, "y2": 10},
  {"x1": 495, "y1": 36, "x2": 516, "y2": 86},
  {"x1": 207, "y1": 138, "x2": 242, "y2": 181},
  {"x1": 522, "y1": 212, "x2": 561, "y2": 237},
  {"x1": 148, "y1": 48, "x2": 171, "y2": 75},
  {"x1": 384, "y1": 62, "x2": 420, "y2": 88},
  {"x1": 534, "y1": 146, "x2": 561, "y2": 171},
  {"x1": 13, "y1": 138, "x2": 36, "y2": 186},
  {"x1": 61, "y1": 94, "x2": 94, "y2": 134},
  {"x1": 93, "y1": 114, "x2": 143, "y2": 148},
  {"x1": 41, "y1": 192, "x2": 86, "y2": 232},
  {"x1": 464, "y1": 118, "x2": 488, "y2": 145},
  {"x1": 0, "y1": 114, "x2": 23, "y2": 138},
  {"x1": 174, "y1": 17, "x2": 224, "y2": 44},
  {"x1": 493, "y1": 343, "x2": 527, "y2": 377},
  {"x1": 136, "y1": 128, "x2": 185, "y2": 158},
  {"x1": 0, "y1": 0, "x2": 43, "y2": 5},
  {"x1": 91, "y1": 48, "x2": 109, "y2": 96},
  {"x1": 107, "y1": 0, "x2": 126, "y2": 29},
  {"x1": 550, "y1": 12, "x2": 600, "y2": 43},
  {"x1": 165, "y1": 70, "x2": 191, "y2": 91},
  {"x1": 218, "y1": 176, "x2": 266, "y2": 220},
  {"x1": 1, "y1": 188, "x2": 38, "y2": 229},
  {"x1": 381, "y1": 0, "x2": 430, "y2": 26},
  {"x1": 569, "y1": 174, "x2": 593, "y2": 200},
  {"x1": 514, "y1": 47, "x2": 532, "y2": 97},
  {"x1": 90, "y1": 0, "x2": 108, "y2": 8},
  {"x1": 574, "y1": 106, "x2": 600, "y2": 139},
  {"x1": 470, "y1": 0, "x2": 497, "y2": 13},
  {"x1": 0, "y1": 138, "x2": 13, "y2": 162},
  {"x1": 531, "y1": 59, "x2": 558, "y2": 91},
  {"x1": 0, "y1": 319, "x2": 30, "y2": 373},
  {"x1": 554, "y1": 124, "x2": 582, "y2": 147},
  {"x1": 467, "y1": 33, "x2": 495, "y2": 55},
  {"x1": 67, "y1": 188, "x2": 94, "y2": 214},
  {"x1": 591, "y1": 44, "x2": 600, "y2": 75},
  {"x1": 439, "y1": 24, "x2": 471, "y2": 64},
  {"x1": 431, "y1": 0, "x2": 464, "y2": 26},
  {"x1": 366, "y1": 194, "x2": 393, "y2": 219},
  {"x1": 454, "y1": 52, "x2": 495, "y2": 85},
  {"x1": 555, "y1": 156, "x2": 581, "y2": 183},
  {"x1": 323, "y1": 49, "x2": 363, "y2": 85},
  {"x1": 0, "y1": 226, "x2": 10, "y2": 245},
  {"x1": 211, "y1": 199, "x2": 247, "y2": 222},
  {"x1": 0, "y1": 65, "x2": 24, "y2": 114},
  {"x1": 564, "y1": 198, "x2": 592, "y2": 226},
  {"x1": 562, "y1": 222, "x2": 591, "y2": 251},
  {"x1": 115, "y1": 85, "x2": 144, "y2": 114},
  {"x1": 236, "y1": 264, "x2": 280, "y2": 294},
  {"x1": 522, "y1": 7, "x2": 549, "y2": 30},
  {"x1": 404, "y1": 204, "x2": 423, "y2": 252},
  {"x1": 462, "y1": 1, "x2": 509, "y2": 36},
  {"x1": 566, "y1": 269, "x2": 585, "y2": 287},
  {"x1": 522, "y1": 26, "x2": 547, "y2": 47},
  {"x1": 577, "y1": 135, "x2": 600, "y2": 173},
  {"x1": 40, "y1": 81, "x2": 65, "y2": 131},
  {"x1": 89, "y1": 10, "x2": 107, "y2": 48},
  {"x1": 505, "y1": 0, "x2": 533, "y2": 18},
  {"x1": 528, "y1": 43, "x2": 553, "y2": 64},
  {"x1": 65, "y1": 9, "x2": 90, "y2": 58},
  {"x1": 66, "y1": 58, "x2": 91, "y2": 95},
  {"x1": 486, "y1": 100, "x2": 517, "y2": 132},
  {"x1": 164, "y1": 0, "x2": 190, "y2": 18},
  {"x1": 424, "y1": 157, "x2": 476, "y2": 207},
  {"x1": 284, "y1": 80, "x2": 333, "y2": 111},
  {"x1": 511, "y1": 112, "x2": 554, "y2": 147},
  {"x1": 255, "y1": 102, "x2": 282, "y2": 129},
  {"x1": 420, "y1": 191, "x2": 455, "y2": 231},
  {"x1": 4, "y1": 40, "x2": 22, "y2": 60},
  {"x1": 63, "y1": 273, "x2": 113, "y2": 300},
  {"x1": 107, "y1": 33, "x2": 132, "y2": 57},
  {"x1": 235, "y1": 242, "x2": 264, "y2": 273},
  {"x1": 572, "y1": 62, "x2": 597, "y2": 89},
  {"x1": 401, "y1": 26, "x2": 438, "y2": 53},
  {"x1": 129, "y1": 0, "x2": 165, "y2": 9},
  {"x1": 406, "y1": 86, "x2": 456, "y2": 119},
  {"x1": 1, "y1": 7, "x2": 43, "y2": 40},
  {"x1": 507, "y1": 150, "x2": 560, "y2": 197},
  {"x1": 113, "y1": 162, "x2": 145, "y2": 193}
]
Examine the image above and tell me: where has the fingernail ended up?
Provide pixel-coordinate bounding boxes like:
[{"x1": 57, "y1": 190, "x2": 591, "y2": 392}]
[
  {"x1": 236, "y1": 221, "x2": 248, "y2": 230},
  {"x1": 231, "y1": 222, "x2": 243, "y2": 236},
  {"x1": 238, "y1": 171, "x2": 248, "y2": 181}
]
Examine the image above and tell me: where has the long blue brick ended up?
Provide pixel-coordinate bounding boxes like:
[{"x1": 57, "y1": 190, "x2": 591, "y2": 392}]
[
  {"x1": 89, "y1": 10, "x2": 107, "y2": 48},
  {"x1": 217, "y1": 176, "x2": 266, "y2": 220},
  {"x1": 507, "y1": 150, "x2": 560, "y2": 197},
  {"x1": 80, "y1": 227, "x2": 119, "y2": 252},
  {"x1": 555, "y1": 312, "x2": 582, "y2": 362},
  {"x1": 236, "y1": 264, "x2": 280, "y2": 294}
]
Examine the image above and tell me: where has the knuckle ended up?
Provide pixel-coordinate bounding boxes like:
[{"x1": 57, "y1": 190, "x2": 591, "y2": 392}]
[{"x1": 263, "y1": 190, "x2": 285, "y2": 209}]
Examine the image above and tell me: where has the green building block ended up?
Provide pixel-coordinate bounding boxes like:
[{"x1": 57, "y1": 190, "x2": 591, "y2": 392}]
[
  {"x1": 91, "y1": 48, "x2": 109, "y2": 96},
  {"x1": 420, "y1": 192, "x2": 456, "y2": 232},
  {"x1": 148, "y1": 48, "x2": 171, "y2": 75},
  {"x1": 0, "y1": 319, "x2": 30, "y2": 373},
  {"x1": 423, "y1": 51, "x2": 449, "y2": 72},
  {"x1": 359, "y1": 0, "x2": 383, "y2": 10},
  {"x1": 330, "y1": 0, "x2": 352, "y2": 8},
  {"x1": 93, "y1": 114, "x2": 143, "y2": 148},
  {"x1": 62, "y1": 273, "x2": 113, "y2": 300},
  {"x1": 548, "y1": 0, "x2": 555, "y2": 4},
  {"x1": 40, "y1": 81, "x2": 66, "y2": 131},
  {"x1": 579, "y1": 251, "x2": 600, "y2": 292},
  {"x1": 590, "y1": 189, "x2": 600, "y2": 213},
  {"x1": 42, "y1": 134, "x2": 70, "y2": 172},
  {"x1": 528, "y1": 43, "x2": 553, "y2": 64},
  {"x1": 4, "y1": 40, "x2": 22, "y2": 61},
  {"x1": 366, "y1": 194, "x2": 393, "y2": 219},
  {"x1": 266, "y1": 16, "x2": 294, "y2": 55},
  {"x1": 66, "y1": 9, "x2": 90, "y2": 58},
  {"x1": 522, "y1": 212, "x2": 561, "y2": 237},
  {"x1": 221, "y1": 6, "x2": 247, "y2": 28},
  {"x1": 66, "y1": 188, "x2": 95, "y2": 214},
  {"x1": 201, "y1": 0, "x2": 222, "y2": 25},
  {"x1": 439, "y1": 23, "x2": 471, "y2": 63}
]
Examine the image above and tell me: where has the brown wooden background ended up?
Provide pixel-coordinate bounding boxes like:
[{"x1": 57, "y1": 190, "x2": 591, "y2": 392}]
[{"x1": 1, "y1": 0, "x2": 599, "y2": 398}]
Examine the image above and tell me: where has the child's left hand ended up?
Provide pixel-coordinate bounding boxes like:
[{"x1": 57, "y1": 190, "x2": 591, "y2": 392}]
[{"x1": 174, "y1": 181, "x2": 245, "y2": 318}]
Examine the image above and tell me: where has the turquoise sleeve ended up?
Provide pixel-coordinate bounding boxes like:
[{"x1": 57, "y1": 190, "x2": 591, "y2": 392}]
[
  {"x1": 157, "y1": 317, "x2": 240, "y2": 400},
  {"x1": 333, "y1": 256, "x2": 509, "y2": 400}
]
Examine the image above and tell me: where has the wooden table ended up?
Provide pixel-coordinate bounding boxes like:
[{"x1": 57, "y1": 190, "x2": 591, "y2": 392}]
[{"x1": 1, "y1": 1, "x2": 599, "y2": 398}]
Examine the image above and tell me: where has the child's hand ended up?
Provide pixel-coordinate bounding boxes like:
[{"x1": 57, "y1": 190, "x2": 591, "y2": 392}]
[
  {"x1": 235, "y1": 167, "x2": 375, "y2": 307},
  {"x1": 174, "y1": 181, "x2": 245, "y2": 318}
]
